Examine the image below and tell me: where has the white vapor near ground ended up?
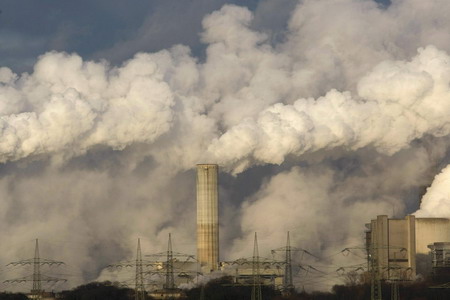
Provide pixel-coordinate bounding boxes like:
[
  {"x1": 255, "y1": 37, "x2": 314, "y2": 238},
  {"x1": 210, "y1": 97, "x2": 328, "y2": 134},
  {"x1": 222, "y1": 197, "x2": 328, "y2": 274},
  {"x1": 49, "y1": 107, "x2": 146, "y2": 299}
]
[{"x1": 1, "y1": 0, "x2": 450, "y2": 292}]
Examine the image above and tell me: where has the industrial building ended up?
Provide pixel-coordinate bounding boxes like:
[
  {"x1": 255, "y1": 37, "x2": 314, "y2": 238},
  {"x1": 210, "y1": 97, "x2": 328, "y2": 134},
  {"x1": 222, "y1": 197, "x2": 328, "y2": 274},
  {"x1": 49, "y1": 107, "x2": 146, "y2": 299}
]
[
  {"x1": 26, "y1": 291, "x2": 58, "y2": 300},
  {"x1": 416, "y1": 218, "x2": 450, "y2": 254},
  {"x1": 428, "y1": 242, "x2": 450, "y2": 282},
  {"x1": 220, "y1": 260, "x2": 285, "y2": 288},
  {"x1": 366, "y1": 215, "x2": 450, "y2": 280}
]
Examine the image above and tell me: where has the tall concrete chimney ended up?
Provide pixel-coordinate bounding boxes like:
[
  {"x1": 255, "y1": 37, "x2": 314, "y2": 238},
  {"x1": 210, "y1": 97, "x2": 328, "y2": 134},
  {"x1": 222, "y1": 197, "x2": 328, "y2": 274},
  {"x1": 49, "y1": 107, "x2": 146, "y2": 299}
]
[{"x1": 196, "y1": 164, "x2": 219, "y2": 272}]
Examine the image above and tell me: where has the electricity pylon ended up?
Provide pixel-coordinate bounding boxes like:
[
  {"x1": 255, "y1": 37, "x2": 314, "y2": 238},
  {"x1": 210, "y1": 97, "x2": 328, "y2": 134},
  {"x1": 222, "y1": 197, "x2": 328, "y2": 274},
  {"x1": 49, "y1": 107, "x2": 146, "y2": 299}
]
[
  {"x1": 271, "y1": 232, "x2": 314, "y2": 293},
  {"x1": 370, "y1": 242, "x2": 382, "y2": 300},
  {"x1": 388, "y1": 252, "x2": 406, "y2": 300},
  {"x1": 108, "y1": 238, "x2": 156, "y2": 296},
  {"x1": 251, "y1": 232, "x2": 262, "y2": 300},
  {"x1": 271, "y1": 232, "x2": 295, "y2": 294},
  {"x1": 145, "y1": 233, "x2": 198, "y2": 290},
  {"x1": 135, "y1": 238, "x2": 146, "y2": 300},
  {"x1": 33, "y1": 238, "x2": 41, "y2": 297},
  {"x1": 284, "y1": 232, "x2": 293, "y2": 293},
  {"x1": 4, "y1": 239, "x2": 66, "y2": 299},
  {"x1": 390, "y1": 280, "x2": 399, "y2": 300},
  {"x1": 165, "y1": 233, "x2": 176, "y2": 300},
  {"x1": 341, "y1": 243, "x2": 408, "y2": 300}
]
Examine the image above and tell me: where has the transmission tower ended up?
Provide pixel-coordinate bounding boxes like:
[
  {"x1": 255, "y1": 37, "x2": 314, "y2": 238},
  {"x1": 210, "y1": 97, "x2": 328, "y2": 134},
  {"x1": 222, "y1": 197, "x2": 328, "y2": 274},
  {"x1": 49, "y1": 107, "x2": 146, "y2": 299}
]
[
  {"x1": 165, "y1": 233, "x2": 176, "y2": 299},
  {"x1": 390, "y1": 280, "x2": 399, "y2": 300},
  {"x1": 135, "y1": 238, "x2": 146, "y2": 300},
  {"x1": 33, "y1": 239, "x2": 41, "y2": 297},
  {"x1": 251, "y1": 232, "x2": 262, "y2": 300},
  {"x1": 4, "y1": 239, "x2": 66, "y2": 299},
  {"x1": 271, "y1": 231, "x2": 314, "y2": 293},
  {"x1": 145, "y1": 233, "x2": 198, "y2": 291},
  {"x1": 387, "y1": 252, "x2": 405, "y2": 300},
  {"x1": 370, "y1": 242, "x2": 382, "y2": 300},
  {"x1": 283, "y1": 232, "x2": 294, "y2": 294},
  {"x1": 108, "y1": 239, "x2": 158, "y2": 294}
]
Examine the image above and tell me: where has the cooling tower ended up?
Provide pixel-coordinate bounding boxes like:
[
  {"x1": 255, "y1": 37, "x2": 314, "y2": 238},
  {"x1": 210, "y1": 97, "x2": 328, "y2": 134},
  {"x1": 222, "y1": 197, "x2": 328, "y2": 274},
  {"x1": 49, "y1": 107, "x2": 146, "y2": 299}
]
[{"x1": 196, "y1": 164, "x2": 219, "y2": 272}]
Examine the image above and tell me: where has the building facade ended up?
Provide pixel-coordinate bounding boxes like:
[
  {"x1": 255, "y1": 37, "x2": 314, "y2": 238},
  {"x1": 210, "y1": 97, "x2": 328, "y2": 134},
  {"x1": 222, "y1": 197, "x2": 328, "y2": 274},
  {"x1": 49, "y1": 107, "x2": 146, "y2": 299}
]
[{"x1": 367, "y1": 215, "x2": 450, "y2": 280}]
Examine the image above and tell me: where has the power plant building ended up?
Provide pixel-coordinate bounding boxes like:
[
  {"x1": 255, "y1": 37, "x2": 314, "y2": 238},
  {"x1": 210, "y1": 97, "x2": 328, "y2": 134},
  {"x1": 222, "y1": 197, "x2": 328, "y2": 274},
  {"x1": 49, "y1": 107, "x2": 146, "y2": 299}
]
[
  {"x1": 196, "y1": 164, "x2": 219, "y2": 272},
  {"x1": 367, "y1": 215, "x2": 416, "y2": 280},
  {"x1": 367, "y1": 215, "x2": 450, "y2": 280},
  {"x1": 220, "y1": 260, "x2": 285, "y2": 288},
  {"x1": 428, "y1": 242, "x2": 450, "y2": 282},
  {"x1": 416, "y1": 218, "x2": 450, "y2": 254}
]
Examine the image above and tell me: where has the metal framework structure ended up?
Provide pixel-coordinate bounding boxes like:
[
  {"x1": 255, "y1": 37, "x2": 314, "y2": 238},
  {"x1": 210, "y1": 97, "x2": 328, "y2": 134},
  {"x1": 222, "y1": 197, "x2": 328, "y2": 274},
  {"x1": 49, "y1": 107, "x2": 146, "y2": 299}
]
[
  {"x1": 165, "y1": 233, "x2": 175, "y2": 290},
  {"x1": 107, "y1": 239, "x2": 158, "y2": 295},
  {"x1": 390, "y1": 280, "x2": 399, "y2": 300},
  {"x1": 164, "y1": 233, "x2": 176, "y2": 300},
  {"x1": 284, "y1": 232, "x2": 293, "y2": 292},
  {"x1": 144, "y1": 234, "x2": 198, "y2": 299},
  {"x1": 251, "y1": 232, "x2": 262, "y2": 300},
  {"x1": 369, "y1": 242, "x2": 382, "y2": 300},
  {"x1": 274, "y1": 235, "x2": 326, "y2": 290},
  {"x1": 4, "y1": 239, "x2": 66, "y2": 299},
  {"x1": 271, "y1": 232, "x2": 306, "y2": 294},
  {"x1": 335, "y1": 243, "x2": 411, "y2": 300},
  {"x1": 369, "y1": 244, "x2": 412, "y2": 300},
  {"x1": 135, "y1": 238, "x2": 146, "y2": 300}
]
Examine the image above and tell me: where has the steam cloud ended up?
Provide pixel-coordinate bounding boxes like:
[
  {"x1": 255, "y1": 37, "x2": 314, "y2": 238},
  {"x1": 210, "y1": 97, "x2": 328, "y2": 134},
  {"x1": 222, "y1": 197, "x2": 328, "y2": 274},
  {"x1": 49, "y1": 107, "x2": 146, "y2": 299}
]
[
  {"x1": 2, "y1": 0, "x2": 450, "y2": 291},
  {"x1": 415, "y1": 164, "x2": 450, "y2": 218}
]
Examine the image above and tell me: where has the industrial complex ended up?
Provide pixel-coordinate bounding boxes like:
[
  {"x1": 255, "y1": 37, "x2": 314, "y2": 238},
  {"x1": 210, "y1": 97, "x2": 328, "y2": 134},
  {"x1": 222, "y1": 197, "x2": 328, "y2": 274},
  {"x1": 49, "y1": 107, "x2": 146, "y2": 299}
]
[
  {"x1": 161, "y1": 164, "x2": 450, "y2": 299},
  {"x1": 5, "y1": 163, "x2": 450, "y2": 300}
]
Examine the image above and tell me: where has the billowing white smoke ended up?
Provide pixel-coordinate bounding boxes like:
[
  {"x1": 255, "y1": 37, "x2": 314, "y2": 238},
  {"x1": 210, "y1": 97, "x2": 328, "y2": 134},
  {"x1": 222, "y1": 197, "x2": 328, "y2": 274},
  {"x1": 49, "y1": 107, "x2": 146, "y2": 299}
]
[
  {"x1": 415, "y1": 164, "x2": 450, "y2": 218},
  {"x1": 0, "y1": 52, "x2": 174, "y2": 163},
  {"x1": 2, "y1": 0, "x2": 450, "y2": 292},
  {"x1": 208, "y1": 46, "x2": 450, "y2": 173}
]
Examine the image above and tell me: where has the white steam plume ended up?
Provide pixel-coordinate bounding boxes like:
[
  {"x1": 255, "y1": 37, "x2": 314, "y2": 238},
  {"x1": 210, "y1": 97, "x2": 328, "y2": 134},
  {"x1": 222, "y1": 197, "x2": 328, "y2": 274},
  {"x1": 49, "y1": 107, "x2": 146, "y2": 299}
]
[
  {"x1": 415, "y1": 164, "x2": 450, "y2": 218},
  {"x1": 208, "y1": 46, "x2": 450, "y2": 173},
  {"x1": 0, "y1": 52, "x2": 174, "y2": 163}
]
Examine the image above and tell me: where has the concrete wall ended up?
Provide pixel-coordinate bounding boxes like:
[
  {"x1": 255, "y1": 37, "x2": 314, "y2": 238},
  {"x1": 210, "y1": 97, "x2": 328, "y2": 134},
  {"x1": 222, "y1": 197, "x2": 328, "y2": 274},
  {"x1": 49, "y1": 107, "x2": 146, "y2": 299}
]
[
  {"x1": 416, "y1": 218, "x2": 450, "y2": 255},
  {"x1": 387, "y1": 216, "x2": 415, "y2": 279},
  {"x1": 369, "y1": 215, "x2": 415, "y2": 280}
]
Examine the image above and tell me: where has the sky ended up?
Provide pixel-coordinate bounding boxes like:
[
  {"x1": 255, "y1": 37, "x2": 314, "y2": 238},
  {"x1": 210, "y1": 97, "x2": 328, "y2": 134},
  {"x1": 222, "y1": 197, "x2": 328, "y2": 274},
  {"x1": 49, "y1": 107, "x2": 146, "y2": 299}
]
[{"x1": 2, "y1": 0, "x2": 450, "y2": 292}]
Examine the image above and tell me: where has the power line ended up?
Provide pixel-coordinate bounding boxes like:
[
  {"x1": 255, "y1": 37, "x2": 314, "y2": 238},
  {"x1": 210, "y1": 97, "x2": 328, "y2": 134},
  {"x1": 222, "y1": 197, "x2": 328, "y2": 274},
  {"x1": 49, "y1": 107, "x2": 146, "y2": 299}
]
[{"x1": 4, "y1": 239, "x2": 67, "y2": 299}]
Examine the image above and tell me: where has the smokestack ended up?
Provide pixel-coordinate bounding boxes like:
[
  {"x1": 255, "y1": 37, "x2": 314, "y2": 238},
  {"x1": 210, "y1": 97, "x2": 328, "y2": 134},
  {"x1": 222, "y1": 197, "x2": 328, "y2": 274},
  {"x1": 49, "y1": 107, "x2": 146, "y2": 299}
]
[{"x1": 196, "y1": 164, "x2": 219, "y2": 272}]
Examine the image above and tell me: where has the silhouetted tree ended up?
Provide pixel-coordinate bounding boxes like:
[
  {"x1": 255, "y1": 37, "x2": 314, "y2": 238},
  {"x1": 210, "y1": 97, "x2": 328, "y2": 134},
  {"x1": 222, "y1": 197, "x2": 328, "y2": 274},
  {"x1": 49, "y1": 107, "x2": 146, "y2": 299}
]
[
  {"x1": 0, "y1": 293, "x2": 28, "y2": 300},
  {"x1": 185, "y1": 276, "x2": 280, "y2": 300},
  {"x1": 60, "y1": 281, "x2": 136, "y2": 300}
]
